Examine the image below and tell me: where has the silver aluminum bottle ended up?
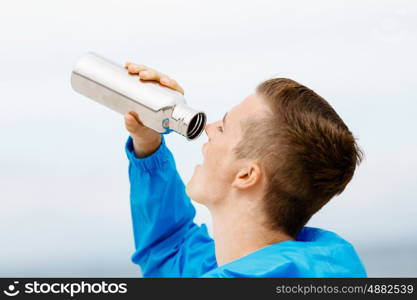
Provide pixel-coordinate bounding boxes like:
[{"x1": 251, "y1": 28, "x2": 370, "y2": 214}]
[{"x1": 70, "y1": 52, "x2": 206, "y2": 140}]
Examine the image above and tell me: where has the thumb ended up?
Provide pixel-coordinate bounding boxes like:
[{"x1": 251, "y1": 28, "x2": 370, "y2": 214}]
[{"x1": 124, "y1": 113, "x2": 142, "y2": 133}]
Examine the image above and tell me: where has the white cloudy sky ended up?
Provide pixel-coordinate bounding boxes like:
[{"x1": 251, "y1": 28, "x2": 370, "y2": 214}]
[{"x1": 0, "y1": 0, "x2": 416, "y2": 277}]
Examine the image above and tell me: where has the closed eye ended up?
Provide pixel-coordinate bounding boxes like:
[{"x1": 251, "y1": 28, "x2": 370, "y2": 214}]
[{"x1": 217, "y1": 126, "x2": 224, "y2": 133}]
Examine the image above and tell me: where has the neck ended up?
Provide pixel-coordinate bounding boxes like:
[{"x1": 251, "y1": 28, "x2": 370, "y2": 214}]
[{"x1": 209, "y1": 193, "x2": 294, "y2": 266}]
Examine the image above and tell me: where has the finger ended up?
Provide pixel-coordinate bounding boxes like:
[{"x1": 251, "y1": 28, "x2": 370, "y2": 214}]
[
  {"x1": 124, "y1": 113, "x2": 138, "y2": 127},
  {"x1": 124, "y1": 118, "x2": 138, "y2": 132},
  {"x1": 127, "y1": 111, "x2": 145, "y2": 126},
  {"x1": 138, "y1": 69, "x2": 161, "y2": 81},
  {"x1": 160, "y1": 77, "x2": 184, "y2": 94},
  {"x1": 124, "y1": 62, "x2": 133, "y2": 69},
  {"x1": 168, "y1": 79, "x2": 185, "y2": 94},
  {"x1": 124, "y1": 113, "x2": 137, "y2": 124},
  {"x1": 124, "y1": 62, "x2": 142, "y2": 70},
  {"x1": 124, "y1": 62, "x2": 145, "y2": 69},
  {"x1": 124, "y1": 114, "x2": 143, "y2": 132},
  {"x1": 126, "y1": 63, "x2": 148, "y2": 74}
]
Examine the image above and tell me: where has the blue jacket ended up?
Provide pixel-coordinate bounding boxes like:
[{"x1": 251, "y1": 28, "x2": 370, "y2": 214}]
[{"x1": 125, "y1": 135, "x2": 367, "y2": 278}]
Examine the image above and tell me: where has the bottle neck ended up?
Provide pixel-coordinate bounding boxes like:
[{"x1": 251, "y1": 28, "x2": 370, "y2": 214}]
[{"x1": 170, "y1": 104, "x2": 206, "y2": 140}]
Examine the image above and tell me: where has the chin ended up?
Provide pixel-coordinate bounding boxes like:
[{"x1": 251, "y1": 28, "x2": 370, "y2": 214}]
[
  {"x1": 185, "y1": 177, "x2": 204, "y2": 204},
  {"x1": 185, "y1": 180, "x2": 193, "y2": 198}
]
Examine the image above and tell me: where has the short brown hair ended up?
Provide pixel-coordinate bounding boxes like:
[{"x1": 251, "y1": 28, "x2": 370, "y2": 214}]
[{"x1": 234, "y1": 78, "x2": 363, "y2": 237}]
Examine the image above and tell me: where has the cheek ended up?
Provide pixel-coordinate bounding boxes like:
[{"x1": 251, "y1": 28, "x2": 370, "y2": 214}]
[
  {"x1": 205, "y1": 143, "x2": 224, "y2": 170},
  {"x1": 204, "y1": 143, "x2": 235, "y2": 182}
]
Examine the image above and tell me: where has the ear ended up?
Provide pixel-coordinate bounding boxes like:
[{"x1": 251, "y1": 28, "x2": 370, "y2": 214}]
[{"x1": 231, "y1": 163, "x2": 263, "y2": 190}]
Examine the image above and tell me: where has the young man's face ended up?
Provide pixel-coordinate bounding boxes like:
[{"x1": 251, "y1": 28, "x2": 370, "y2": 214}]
[{"x1": 186, "y1": 93, "x2": 268, "y2": 206}]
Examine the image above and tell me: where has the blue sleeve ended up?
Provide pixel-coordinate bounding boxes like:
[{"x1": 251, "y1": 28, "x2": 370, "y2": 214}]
[{"x1": 125, "y1": 135, "x2": 217, "y2": 277}]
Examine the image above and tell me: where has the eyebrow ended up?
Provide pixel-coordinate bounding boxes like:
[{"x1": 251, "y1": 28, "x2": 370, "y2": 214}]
[{"x1": 222, "y1": 112, "x2": 228, "y2": 130}]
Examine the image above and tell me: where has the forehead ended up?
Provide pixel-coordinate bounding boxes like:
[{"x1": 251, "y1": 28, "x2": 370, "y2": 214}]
[{"x1": 228, "y1": 93, "x2": 267, "y2": 122}]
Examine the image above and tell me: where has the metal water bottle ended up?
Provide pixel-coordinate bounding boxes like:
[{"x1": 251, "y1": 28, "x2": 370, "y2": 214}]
[{"x1": 70, "y1": 52, "x2": 206, "y2": 140}]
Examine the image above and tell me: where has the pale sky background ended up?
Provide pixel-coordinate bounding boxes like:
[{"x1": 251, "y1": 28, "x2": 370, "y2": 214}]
[{"x1": 0, "y1": 0, "x2": 416, "y2": 277}]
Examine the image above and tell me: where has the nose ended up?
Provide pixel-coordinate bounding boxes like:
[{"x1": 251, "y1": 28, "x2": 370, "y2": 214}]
[{"x1": 204, "y1": 123, "x2": 213, "y2": 139}]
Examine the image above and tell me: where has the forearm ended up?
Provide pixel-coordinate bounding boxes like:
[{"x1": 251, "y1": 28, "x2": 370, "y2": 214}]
[
  {"x1": 126, "y1": 135, "x2": 198, "y2": 276},
  {"x1": 131, "y1": 134, "x2": 162, "y2": 158}
]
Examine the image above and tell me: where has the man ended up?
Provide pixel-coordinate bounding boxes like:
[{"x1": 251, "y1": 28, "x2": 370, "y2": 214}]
[{"x1": 122, "y1": 62, "x2": 366, "y2": 278}]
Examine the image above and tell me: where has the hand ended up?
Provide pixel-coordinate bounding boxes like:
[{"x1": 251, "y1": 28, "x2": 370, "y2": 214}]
[
  {"x1": 124, "y1": 62, "x2": 184, "y2": 94},
  {"x1": 123, "y1": 63, "x2": 184, "y2": 157}
]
